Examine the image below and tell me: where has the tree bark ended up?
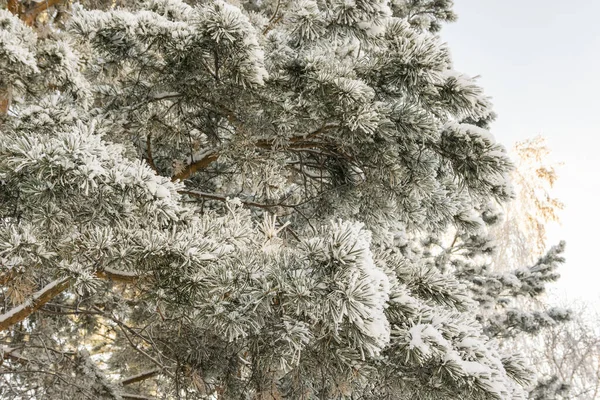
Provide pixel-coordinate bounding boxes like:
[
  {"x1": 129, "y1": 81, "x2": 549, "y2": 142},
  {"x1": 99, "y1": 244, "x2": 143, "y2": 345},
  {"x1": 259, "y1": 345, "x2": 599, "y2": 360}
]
[
  {"x1": 0, "y1": 277, "x2": 71, "y2": 331},
  {"x1": 0, "y1": 269, "x2": 143, "y2": 331},
  {"x1": 0, "y1": 84, "x2": 10, "y2": 116},
  {"x1": 120, "y1": 369, "x2": 160, "y2": 386},
  {"x1": 6, "y1": 0, "x2": 64, "y2": 26}
]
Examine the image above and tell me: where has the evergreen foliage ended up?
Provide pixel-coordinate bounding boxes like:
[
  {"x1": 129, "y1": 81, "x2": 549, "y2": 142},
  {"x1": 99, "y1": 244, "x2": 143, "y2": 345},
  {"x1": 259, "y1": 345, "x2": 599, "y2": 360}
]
[{"x1": 0, "y1": 1, "x2": 563, "y2": 399}]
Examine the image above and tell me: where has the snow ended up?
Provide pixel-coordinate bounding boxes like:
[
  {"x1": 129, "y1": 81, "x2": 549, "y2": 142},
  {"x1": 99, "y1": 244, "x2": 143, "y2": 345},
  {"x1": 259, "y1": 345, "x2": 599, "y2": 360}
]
[
  {"x1": 357, "y1": 21, "x2": 386, "y2": 37},
  {"x1": 103, "y1": 267, "x2": 138, "y2": 278},
  {"x1": 154, "y1": 185, "x2": 170, "y2": 199},
  {"x1": 408, "y1": 324, "x2": 453, "y2": 355},
  {"x1": 445, "y1": 352, "x2": 492, "y2": 376},
  {"x1": 443, "y1": 122, "x2": 493, "y2": 150},
  {"x1": 408, "y1": 325, "x2": 430, "y2": 355},
  {"x1": 336, "y1": 221, "x2": 391, "y2": 349}
]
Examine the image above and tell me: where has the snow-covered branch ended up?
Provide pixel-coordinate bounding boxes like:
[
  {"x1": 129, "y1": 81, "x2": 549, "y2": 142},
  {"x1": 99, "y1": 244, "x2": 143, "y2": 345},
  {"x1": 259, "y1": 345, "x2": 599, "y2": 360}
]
[{"x1": 0, "y1": 278, "x2": 71, "y2": 331}]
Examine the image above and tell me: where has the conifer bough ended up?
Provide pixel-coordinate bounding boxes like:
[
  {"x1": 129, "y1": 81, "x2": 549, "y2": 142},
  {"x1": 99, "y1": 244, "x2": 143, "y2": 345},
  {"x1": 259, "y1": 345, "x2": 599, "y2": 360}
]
[{"x1": 0, "y1": 0, "x2": 565, "y2": 399}]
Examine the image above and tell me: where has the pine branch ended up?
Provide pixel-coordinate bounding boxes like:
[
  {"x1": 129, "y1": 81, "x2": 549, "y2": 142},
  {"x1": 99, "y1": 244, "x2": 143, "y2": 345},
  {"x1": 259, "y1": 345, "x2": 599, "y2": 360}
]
[
  {"x1": 8, "y1": 0, "x2": 65, "y2": 25},
  {"x1": 0, "y1": 346, "x2": 30, "y2": 365},
  {"x1": 257, "y1": 124, "x2": 338, "y2": 148},
  {"x1": 148, "y1": 92, "x2": 181, "y2": 102},
  {"x1": 77, "y1": 349, "x2": 122, "y2": 400},
  {"x1": 170, "y1": 152, "x2": 220, "y2": 182},
  {"x1": 96, "y1": 268, "x2": 143, "y2": 283},
  {"x1": 171, "y1": 124, "x2": 337, "y2": 182},
  {"x1": 0, "y1": 268, "x2": 142, "y2": 331},
  {"x1": 110, "y1": 316, "x2": 173, "y2": 379},
  {"x1": 23, "y1": 0, "x2": 63, "y2": 25},
  {"x1": 0, "y1": 368, "x2": 97, "y2": 397},
  {"x1": 262, "y1": 0, "x2": 283, "y2": 35},
  {"x1": 268, "y1": 0, "x2": 282, "y2": 23},
  {"x1": 121, "y1": 394, "x2": 157, "y2": 400},
  {"x1": 6, "y1": 0, "x2": 19, "y2": 14},
  {"x1": 0, "y1": 277, "x2": 71, "y2": 331},
  {"x1": 120, "y1": 369, "x2": 160, "y2": 386},
  {"x1": 1, "y1": 344, "x2": 77, "y2": 366},
  {"x1": 0, "y1": 270, "x2": 16, "y2": 286},
  {"x1": 145, "y1": 134, "x2": 158, "y2": 173},
  {"x1": 179, "y1": 190, "x2": 276, "y2": 209}
]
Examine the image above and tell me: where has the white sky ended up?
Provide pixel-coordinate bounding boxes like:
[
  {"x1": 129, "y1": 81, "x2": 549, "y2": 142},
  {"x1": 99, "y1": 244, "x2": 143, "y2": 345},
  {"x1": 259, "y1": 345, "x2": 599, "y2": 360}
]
[{"x1": 441, "y1": 0, "x2": 600, "y2": 305}]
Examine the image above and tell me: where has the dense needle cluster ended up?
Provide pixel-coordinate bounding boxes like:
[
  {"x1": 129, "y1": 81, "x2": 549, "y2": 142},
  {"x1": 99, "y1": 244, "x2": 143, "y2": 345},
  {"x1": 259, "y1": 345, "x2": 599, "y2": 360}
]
[{"x1": 0, "y1": 1, "x2": 566, "y2": 399}]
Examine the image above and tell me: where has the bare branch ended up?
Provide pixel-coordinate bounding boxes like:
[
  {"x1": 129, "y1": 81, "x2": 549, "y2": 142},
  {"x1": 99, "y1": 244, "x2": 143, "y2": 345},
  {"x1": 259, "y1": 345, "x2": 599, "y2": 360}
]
[
  {"x1": 95, "y1": 307, "x2": 175, "y2": 379},
  {"x1": 263, "y1": 0, "x2": 283, "y2": 35},
  {"x1": 171, "y1": 152, "x2": 220, "y2": 182},
  {"x1": 179, "y1": 190, "x2": 276, "y2": 209},
  {"x1": 148, "y1": 92, "x2": 181, "y2": 102},
  {"x1": 6, "y1": 0, "x2": 19, "y2": 14},
  {"x1": 120, "y1": 369, "x2": 160, "y2": 386},
  {"x1": 145, "y1": 134, "x2": 158, "y2": 173},
  {"x1": 121, "y1": 394, "x2": 157, "y2": 400},
  {"x1": 0, "y1": 346, "x2": 30, "y2": 365},
  {"x1": 268, "y1": 0, "x2": 282, "y2": 23},
  {"x1": 0, "y1": 85, "x2": 11, "y2": 117}
]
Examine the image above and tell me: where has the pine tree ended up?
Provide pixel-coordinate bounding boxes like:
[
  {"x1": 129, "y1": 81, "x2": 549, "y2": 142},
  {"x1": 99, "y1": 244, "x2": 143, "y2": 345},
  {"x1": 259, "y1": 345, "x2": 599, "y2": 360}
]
[{"x1": 0, "y1": 1, "x2": 554, "y2": 398}]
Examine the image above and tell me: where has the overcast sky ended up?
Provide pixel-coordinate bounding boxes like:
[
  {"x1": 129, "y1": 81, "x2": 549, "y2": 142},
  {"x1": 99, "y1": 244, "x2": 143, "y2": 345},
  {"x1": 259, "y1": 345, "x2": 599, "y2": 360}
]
[{"x1": 441, "y1": 0, "x2": 600, "y2": 304}]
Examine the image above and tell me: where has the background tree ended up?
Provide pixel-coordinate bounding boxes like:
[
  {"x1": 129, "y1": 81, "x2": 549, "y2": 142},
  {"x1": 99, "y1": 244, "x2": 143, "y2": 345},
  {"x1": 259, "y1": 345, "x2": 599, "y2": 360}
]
[
  {"x1": 424, "y1": 136, "x2": 568, "y2": 342},
  {"x1": 489, "y1": 136, "x2": 564, "y2": 270},
  {"x1": 437, "y1": 135, "x2": 600, "y2": 399},
  {"x1": 527, "y1": 301, "x2": 600, "y2": 400}
]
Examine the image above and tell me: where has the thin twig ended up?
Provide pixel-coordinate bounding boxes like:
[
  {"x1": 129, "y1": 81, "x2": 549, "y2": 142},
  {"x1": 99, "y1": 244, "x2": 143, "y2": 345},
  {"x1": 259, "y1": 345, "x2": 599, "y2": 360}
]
[
  {"x1": 263, "y1": 0, "x2": 284, "y2": 36},
  {"x1": 110, "y1": 316, "x2": 174, "y2": 379},
  {"x1": 120, "y1": 369, "x2": 160, "y2": 386},
  {"x1": 146, "y1": 133, "x2": 159, "y2": 173}
]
